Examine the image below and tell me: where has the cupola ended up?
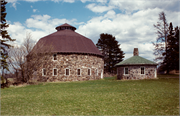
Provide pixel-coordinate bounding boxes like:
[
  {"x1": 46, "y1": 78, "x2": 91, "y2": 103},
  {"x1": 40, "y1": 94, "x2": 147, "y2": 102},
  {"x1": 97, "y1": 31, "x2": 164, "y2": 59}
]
[{"x1": 55, "y1": 23, "x2": 76, "y2": 31}]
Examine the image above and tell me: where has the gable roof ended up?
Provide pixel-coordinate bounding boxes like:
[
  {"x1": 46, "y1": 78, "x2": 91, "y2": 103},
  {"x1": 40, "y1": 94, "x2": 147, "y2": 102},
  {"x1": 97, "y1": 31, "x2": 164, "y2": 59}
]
[
  {"x1": 115, "y1": 56, "x2": 157, "y2": 66},
  {"x1": 31, "y1": 23, "x2": 103, "y2": 57}
]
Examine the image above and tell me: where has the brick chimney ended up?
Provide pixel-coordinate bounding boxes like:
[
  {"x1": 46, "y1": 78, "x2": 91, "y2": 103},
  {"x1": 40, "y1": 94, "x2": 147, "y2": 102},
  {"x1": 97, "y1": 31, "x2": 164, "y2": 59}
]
[{"x1": 133, "y1": 48, "x2": 139, "y2": 56}]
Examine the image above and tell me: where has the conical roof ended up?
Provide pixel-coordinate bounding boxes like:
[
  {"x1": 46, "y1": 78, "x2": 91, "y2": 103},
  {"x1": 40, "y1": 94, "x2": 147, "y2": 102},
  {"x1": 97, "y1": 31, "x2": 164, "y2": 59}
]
[
  {"x1": 31, "y1": 23, "x2": 102, "y2": 56},
  {"x1": 55, "y1": 23, "x2": 76, "y2": 31},
  {"x1": 116, "y1": 56, "x2": 157, "y2": 66}
]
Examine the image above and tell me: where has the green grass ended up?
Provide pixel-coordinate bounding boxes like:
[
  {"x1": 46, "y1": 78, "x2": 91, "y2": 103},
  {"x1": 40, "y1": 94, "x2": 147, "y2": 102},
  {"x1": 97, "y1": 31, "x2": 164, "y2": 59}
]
[
  {"x1": 1, "y1": 76, "x2": 179, "y2": 115},
  {"x1": 157, "y1": 74, "x2": 179, "y2": 78}
]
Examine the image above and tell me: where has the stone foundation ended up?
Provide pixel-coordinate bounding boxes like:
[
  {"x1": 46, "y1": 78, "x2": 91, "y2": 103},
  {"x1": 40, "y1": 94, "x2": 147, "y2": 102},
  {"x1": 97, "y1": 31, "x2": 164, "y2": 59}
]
[
  {"x1": 117, "y1": 65, "x2": 157, "y2": 80},
  {"x1": 37, "y1": 53, "x2": 104, "y2": 82}
]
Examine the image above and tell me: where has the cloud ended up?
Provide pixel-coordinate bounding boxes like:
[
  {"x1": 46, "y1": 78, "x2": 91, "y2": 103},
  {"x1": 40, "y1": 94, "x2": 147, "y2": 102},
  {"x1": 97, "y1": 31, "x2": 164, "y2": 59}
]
[
  {"x1": 7, "y1": 0, "x2": 75, "y2": 10},
  {"x1": 76, "y1": 7, "x2": 179, "y2": 61},
  {"x1": 81, "y1": 0, "x2": 107, "y2": 3},
  {"x1": 51, "y1": 0, "x2": 75, "y2": 3},
  {"x1": 109, "y1": 0, "x2": 180, "y2": 13},
  {"x1": 7, "y1": 22, "x2": 27, "y2": 44},
  {"x1": 33, "y1": 9, "x2": 37, "y2": 12},
  {"x1": 12, "y1": 2, "x2": 17, "y2": 10},
  {"x1": 96, "y1": 0, "x2": 107, "y2": 3},
  {"x1": 63, "y1": 0, "x2": 75, "y2": 3},
  {"x1": 6, "y1": 0, "x2": 17, "y2": 2},
  {"x1": 7, "y1": 0, "x2": 18, "y2": 9},
  {"x1": 85, "y1": 0, "x2": 180, "y2": 14},
  {"x1": 25, "y1": 0, "x2": 41, "y2": 2},
  {"x1": 25, "y1": 15, "x2": 78, "y2": 32},
  {"x1": 7, "y1": 14, "x2": 81, "y2": 46},
  {"x1": 6, "y1": 0, "x2": 180, "y2": 62},
  {"x1": 86, "y1": 3, "x2": 114, "y2": 13},
  {"x1": 81, "y1": 0, "x2": 91, "y2": 3}
]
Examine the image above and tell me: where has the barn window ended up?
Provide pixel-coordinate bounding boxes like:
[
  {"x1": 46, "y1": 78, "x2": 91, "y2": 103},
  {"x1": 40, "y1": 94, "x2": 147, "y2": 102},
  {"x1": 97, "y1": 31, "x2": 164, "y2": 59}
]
[
  {"x1": 53, "y1": 54, "x2": 57, "y2": 60},
  {"x1": 42, "y1": 68, "x2": 46, "y2": 76},
  {"x1": 141, "y1": 67, "x2": 145, "y2": 74},
  {"x1": 124, "y1": 67, "x2": 129, "y2": 74},
  {"x1": 53, "y1": 68, "x2": 57, "y2": 76},
  {"x1": 77, "y1": 69, "x2": 81, "y2": 76},
  {"x1": 96, "y1": 69, "x2": 98, "y2": 76},
  {"x1": 88, "y1": 68, "x2": 91, "y2": 76},
  {"x1": 65, "y1": 69, "x2": 70, "y2": 76}
]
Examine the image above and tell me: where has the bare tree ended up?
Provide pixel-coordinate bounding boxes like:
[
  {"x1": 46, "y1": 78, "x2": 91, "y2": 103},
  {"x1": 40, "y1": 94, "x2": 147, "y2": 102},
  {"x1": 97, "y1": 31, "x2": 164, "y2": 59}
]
[
  {"x1": 26, "y1": 43, "x2": 53, "y2": 82},
  {"x1": 8, "y1": 33, "x2": 35, "y2": 83},
  {"x1": 8, "y1": 33, "x2": 53, "y2": 84},
  {"x1": 8, "y1": 46, "x2": 26, "y2": 82},
  {"x1": 153, "y1": 12, "x2": 169, "y2": 65}
]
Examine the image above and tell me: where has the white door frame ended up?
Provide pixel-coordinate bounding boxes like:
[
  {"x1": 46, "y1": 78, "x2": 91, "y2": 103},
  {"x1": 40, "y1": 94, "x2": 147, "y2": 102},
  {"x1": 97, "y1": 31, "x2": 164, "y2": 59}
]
[{"x1": 101, "y1": 70, "x2": 103, "y2": 79}]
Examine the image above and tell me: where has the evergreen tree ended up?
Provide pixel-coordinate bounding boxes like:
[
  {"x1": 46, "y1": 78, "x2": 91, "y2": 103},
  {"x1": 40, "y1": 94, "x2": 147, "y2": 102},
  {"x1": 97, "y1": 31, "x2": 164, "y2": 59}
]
[
  {"x1": 163, "y1": 22, "x2": 179, "y2": 72},
  {"x1": 96, "y1": 33, "x2": 125, "y2": 74},
  {"x1": 1, "y1": 0, "x2": 15, "y2": 86}
]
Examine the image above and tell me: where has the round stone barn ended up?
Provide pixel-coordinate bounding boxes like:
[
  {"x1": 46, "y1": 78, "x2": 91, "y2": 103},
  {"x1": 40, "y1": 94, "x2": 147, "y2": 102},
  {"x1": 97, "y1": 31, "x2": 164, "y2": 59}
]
[{"x1": 32, "y1": 23, "x2": 104, "y2": 82}]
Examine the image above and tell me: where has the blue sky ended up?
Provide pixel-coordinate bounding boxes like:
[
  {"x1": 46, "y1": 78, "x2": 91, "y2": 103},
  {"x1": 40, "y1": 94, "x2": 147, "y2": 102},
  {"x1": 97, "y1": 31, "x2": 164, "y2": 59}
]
[
  {"x1": 7, "y1": 1, "x2": 96, "y2": 23},
  {"x1": 5, "y1": 0, "x2": 180, "y2": 62}
]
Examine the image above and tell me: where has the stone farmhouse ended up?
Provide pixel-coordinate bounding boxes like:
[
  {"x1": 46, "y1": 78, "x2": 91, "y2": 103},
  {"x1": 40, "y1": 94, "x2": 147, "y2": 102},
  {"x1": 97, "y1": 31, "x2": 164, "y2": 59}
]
[
  {"x1": 31, "y1": 23, "x2": 104, "y2": 82},
  {"x1": 116, "y1": 48, "x2": 157, "y2": 80}
]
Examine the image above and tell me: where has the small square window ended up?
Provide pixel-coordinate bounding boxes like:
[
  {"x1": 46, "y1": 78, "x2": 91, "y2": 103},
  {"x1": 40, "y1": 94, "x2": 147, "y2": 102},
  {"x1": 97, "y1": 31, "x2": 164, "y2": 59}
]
[
  {"x1": 77, "y1": 69, "x2": 81, "y2": 76},
  {"x1": 53, "y1": 68, "x2": 57, "y2": 76},
  {"x1": 53, "y1": 54, "x2": 57, "y2": 60},
  {"x1": 124, "y1": 67, "x2": 128, "y2": 74},
  {"x1": 42, "y1": 68, "x2": 46, "y2": 76},
  {"x1": 141, "y1": 67, "x2": 145, "y2": 74},
  {"x1": 88, "y1": 69, "x2": 91, "y2": 76},
  {"x1": 66, "y1": 69, "x2": 70, "y2": 76}
]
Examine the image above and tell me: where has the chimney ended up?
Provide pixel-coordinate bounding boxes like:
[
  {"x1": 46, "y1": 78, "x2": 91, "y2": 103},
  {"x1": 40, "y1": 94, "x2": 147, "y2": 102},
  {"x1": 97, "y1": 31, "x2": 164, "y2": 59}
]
[{"x1": 133, "y1": 48, "x2": 139, "y2": 56}]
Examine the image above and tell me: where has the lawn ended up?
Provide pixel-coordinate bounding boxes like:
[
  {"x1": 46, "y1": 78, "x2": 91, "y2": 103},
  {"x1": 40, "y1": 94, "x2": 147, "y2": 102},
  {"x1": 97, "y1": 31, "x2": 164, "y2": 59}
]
[{"x1": 1, "y1": 75, "x2": 179, "y2": 115}]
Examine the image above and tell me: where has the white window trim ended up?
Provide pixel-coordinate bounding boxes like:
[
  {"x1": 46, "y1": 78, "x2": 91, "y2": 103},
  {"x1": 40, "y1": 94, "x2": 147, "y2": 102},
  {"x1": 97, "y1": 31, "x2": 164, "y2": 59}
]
[
  {"x1": 77, "y1": 68, "x2": 81, "y2": 76},
  {"x1": 65, "y1": 68, "x2": 70, "y2": 76},
  {"x1": 124, "y1": 67, "x2": 129, "y2": 75},
  {"x1": 53, "y1": 54, "x2": 57, "y2": 61},
  {"x1": 42, "y1": 68, "x2": 46, "y2": 76},
  {"x1": 53, "y1": 68, "x2": 58, "y2": 76},
  {"x1": 140, "y1": 67, "x2": 145, "y2": 75},
  {"x1": 88, "y1": 68, "x2": 91, "y2": 76},
  {"x1": 155, "y1": 68, "x2": 157, "y2": 78}
]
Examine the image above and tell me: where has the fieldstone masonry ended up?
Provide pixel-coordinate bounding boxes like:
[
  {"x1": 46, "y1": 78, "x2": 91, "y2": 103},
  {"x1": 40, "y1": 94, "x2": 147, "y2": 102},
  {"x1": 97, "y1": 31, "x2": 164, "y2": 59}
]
[
  {"x1": 37, "y1": 53, "x2": 104, "y2": 82},
  {"x1": 117, "y1": 65, "x2": 157, "y2": 80},
  {"x1": 116, "y1": 48, "x2": 157, "y2": 80}
]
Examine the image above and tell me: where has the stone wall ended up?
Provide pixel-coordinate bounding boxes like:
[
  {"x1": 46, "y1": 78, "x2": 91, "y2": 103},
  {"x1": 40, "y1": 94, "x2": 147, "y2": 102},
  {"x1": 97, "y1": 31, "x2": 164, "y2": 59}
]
[
  {"x1": 117, "y1": 65, "x2": 157, "y2": 80},
  {"x1": 36, "y1": 53, "x2": 104, "y2": 82}
]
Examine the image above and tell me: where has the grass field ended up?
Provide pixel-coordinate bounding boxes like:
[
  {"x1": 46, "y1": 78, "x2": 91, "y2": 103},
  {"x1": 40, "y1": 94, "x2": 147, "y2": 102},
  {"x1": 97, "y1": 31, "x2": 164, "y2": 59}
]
[{"x1": 1, "y1": 75, "x2": 179, "y2": 115}]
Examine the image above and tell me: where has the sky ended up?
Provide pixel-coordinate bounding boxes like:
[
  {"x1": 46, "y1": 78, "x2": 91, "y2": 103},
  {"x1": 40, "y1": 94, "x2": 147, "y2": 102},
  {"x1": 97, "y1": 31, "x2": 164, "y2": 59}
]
[{"x1": 5, "y1": 0, "x2": 180, "y2": 62}]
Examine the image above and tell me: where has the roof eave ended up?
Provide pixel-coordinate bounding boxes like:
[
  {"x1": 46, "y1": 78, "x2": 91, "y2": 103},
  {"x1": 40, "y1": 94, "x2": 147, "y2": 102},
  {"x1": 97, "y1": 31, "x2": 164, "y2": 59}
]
[
  {"x1": 51, "y1": 51, "x2": 104, "y2": 57},
  {"x1": 115, "y1": 64, "x2": 158, "y2": 67}
]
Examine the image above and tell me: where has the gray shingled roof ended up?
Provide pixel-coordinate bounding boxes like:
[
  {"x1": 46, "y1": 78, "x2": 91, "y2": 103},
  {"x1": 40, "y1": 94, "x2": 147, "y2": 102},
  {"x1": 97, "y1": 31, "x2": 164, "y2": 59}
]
[{"x1": 116, "y1": 56, "x2": 157, "y2": 66}]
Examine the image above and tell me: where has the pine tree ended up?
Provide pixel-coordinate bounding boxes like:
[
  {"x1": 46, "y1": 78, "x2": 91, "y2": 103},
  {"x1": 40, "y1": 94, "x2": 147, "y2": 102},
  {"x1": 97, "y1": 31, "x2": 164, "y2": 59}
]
[
  {"x1": 1, "y1": 0, "x2": 15, "y2": 87},
  {"x1": 163, "y1": 22, "x2": 179, "y2": 72},
  {"x1": 96, "y1": 33, "x2": 125, "y2": 74}
]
